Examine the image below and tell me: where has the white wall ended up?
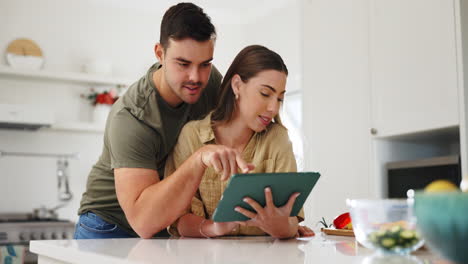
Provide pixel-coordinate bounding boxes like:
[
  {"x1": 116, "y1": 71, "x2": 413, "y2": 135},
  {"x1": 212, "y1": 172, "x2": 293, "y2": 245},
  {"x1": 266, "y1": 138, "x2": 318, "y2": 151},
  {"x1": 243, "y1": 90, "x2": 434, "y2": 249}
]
[
  {"x1": 0, "y1": 0, "x2": 161, "y2": 221},
  {"x1": 0, "y1": 0, "x2": 159, "y2": 77},
  {"x1": 301, "y1": 0, "x2": 375, "y2": 225},
  {"x1": 241, "y1": 1, "x2": 302, "y2": 89},
  {"x1": 0, "y1": 0, "x2": 302, "y2": 222}
]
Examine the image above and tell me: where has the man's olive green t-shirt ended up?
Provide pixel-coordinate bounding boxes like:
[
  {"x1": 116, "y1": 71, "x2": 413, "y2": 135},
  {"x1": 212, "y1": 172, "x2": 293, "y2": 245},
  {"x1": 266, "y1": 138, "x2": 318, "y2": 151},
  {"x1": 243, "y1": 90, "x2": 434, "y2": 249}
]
[{"x1": 78, "y1": 63, "x2": 222, "y2": 237}]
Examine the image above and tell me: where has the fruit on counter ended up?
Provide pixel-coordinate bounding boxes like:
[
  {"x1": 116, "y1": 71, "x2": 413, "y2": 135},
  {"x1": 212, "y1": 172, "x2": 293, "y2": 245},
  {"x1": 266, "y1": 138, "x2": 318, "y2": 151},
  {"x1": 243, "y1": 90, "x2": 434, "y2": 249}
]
[
  {"x1": 424, "y1": 180, "x2": 459, "y2": 193},
  {"x1": 368, "y1": 224, "x2": 421, "y2": 251},
  {"x1": 333, "y1": 212, "x2": 352, "y2": 230}
]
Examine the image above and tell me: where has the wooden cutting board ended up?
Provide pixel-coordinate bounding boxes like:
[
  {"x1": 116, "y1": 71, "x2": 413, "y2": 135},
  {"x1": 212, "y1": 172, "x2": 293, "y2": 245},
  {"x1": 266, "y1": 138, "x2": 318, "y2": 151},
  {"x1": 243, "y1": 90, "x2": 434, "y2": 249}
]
[{"x1": 321, "y1": 228, "x2": 355, "y2": 237}]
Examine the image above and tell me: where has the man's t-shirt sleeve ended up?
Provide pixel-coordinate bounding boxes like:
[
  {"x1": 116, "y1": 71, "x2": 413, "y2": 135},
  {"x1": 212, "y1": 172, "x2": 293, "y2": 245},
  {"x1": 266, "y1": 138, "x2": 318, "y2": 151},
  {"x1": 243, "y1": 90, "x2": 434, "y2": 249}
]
[{"x1": 107, "y1": 109, "x2": 159, "y2": 170}]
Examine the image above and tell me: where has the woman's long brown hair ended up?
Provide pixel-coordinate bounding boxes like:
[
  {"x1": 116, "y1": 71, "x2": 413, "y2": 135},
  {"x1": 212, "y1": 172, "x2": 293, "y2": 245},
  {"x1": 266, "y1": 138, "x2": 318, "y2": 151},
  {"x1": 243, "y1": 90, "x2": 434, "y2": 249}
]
[{"x1": 211, "y1": 45, "x2": 288, "y2": 125}]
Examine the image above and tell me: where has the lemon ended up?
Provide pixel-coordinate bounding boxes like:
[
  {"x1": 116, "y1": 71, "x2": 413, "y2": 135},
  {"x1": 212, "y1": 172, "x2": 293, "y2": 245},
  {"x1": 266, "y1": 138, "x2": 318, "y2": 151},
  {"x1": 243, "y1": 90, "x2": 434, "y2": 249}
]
[{"x1": 424, "y1": 180, "x2": 458, "y2": 193}]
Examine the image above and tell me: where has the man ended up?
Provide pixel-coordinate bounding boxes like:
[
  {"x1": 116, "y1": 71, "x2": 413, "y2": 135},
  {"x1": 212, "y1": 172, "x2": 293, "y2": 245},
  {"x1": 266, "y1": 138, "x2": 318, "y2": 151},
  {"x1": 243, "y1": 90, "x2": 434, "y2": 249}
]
[{"x1": 74, "y1": 2, "x2": 251, "y2": 239}]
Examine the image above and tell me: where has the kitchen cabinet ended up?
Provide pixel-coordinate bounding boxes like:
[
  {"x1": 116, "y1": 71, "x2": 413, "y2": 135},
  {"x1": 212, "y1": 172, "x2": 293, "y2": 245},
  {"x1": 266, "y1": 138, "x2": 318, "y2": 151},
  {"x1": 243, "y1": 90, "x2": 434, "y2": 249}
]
[
  {"x1": 370, "y1": 0, "x2": 468, "y2": 196},
  {"x1": 369, "y1": 0, "x2": 459, "y2": 138},
  {"x1": 0, "y1": 65, "x2": 132, "y2": 133},
  {"x1": 302, "y1": 0, "x2": 467, "y2": 219}
]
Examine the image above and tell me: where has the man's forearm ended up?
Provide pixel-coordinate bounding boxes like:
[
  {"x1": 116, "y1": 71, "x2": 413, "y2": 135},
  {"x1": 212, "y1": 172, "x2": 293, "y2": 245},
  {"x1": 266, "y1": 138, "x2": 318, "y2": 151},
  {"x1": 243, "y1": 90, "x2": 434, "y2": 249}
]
[{"x1": 128, "y1": 151, "x2": 206, "y2": 238}]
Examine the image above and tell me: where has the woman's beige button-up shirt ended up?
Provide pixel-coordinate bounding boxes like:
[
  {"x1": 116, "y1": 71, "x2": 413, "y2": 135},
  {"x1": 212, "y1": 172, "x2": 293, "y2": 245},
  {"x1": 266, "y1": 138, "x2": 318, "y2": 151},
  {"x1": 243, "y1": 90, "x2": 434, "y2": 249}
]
[{"x1": 165, "y1": 113, "x2": 304, "y2": 236}]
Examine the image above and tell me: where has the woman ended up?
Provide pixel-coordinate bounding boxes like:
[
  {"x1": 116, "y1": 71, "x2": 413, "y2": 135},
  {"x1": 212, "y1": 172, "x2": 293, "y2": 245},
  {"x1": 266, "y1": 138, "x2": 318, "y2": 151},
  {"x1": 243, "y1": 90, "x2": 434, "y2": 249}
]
[{"x1": 165, "y1": 45, "x2": 314, "y2": 238}]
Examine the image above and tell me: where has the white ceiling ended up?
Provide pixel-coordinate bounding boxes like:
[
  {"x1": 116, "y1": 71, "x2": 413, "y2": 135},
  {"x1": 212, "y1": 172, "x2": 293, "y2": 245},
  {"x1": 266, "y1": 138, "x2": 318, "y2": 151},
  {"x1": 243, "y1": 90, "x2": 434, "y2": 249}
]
[{"x1": 90, "y1": 0, "x2": 294, "y2": 25}]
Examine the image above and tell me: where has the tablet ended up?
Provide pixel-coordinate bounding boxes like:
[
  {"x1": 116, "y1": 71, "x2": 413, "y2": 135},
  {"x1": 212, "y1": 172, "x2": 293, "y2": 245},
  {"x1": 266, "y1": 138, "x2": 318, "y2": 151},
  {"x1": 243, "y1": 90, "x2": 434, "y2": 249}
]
[{"x1": 212, "y1": 172, "x2": 320, "y2": 222}]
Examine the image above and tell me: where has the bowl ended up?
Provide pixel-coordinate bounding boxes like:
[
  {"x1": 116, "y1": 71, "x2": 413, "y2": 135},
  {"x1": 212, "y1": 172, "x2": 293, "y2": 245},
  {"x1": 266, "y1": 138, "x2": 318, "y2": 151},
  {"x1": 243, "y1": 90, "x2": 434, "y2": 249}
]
[
  {"x1": 414, "y1": 192, "x2": 468, "y2": 264},
  {"x1": 6, "y1": 53, "x2": 44, "y2": 70},
  {"x1": 347, "y1": 199, "x2": 424, "y2": 254}
]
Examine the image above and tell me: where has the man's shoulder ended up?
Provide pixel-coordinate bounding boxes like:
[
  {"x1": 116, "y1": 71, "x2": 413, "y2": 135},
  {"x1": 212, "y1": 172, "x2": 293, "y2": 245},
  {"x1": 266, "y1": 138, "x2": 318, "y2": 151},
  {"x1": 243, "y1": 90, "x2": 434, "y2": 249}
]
[
  {"x1": 108, "y1": 106, "x2": 138, "y2": 127},
  {"x1": 119, "y1": 63, "x2": 158, "y2": 111},
  {"x1": 106, "y1": 106, "x2": 160, "y2": 140}
]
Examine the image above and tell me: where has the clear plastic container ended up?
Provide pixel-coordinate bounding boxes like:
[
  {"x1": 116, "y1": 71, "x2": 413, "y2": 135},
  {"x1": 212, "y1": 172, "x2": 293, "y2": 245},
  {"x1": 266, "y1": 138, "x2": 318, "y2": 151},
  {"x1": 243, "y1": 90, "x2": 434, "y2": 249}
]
[{"x1": 347, "y1": 199, "x2": 424, "y2": 255}]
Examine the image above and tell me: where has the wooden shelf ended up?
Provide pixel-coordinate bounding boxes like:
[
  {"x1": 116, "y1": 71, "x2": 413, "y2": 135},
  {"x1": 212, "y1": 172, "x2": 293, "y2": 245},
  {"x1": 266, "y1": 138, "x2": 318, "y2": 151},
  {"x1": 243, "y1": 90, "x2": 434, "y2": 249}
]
[
  {"x1": 0, "y1": 65, "x2": 133, "y2": 87},
  {"x1": 48, "y1": 122, "x2": 105, "y2": 133}
]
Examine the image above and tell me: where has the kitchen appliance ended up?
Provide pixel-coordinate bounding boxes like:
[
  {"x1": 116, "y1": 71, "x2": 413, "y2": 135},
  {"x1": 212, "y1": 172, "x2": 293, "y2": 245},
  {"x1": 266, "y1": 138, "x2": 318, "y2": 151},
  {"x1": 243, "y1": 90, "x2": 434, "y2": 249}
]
[
  {"x1": 0, "y1": 151, "x2": 78, "y2": 263},
  {"x1": 0, "y1": 150, "x2": 77, "y2": 202},
  {"x1": 0, "y1": 104, "x2": 54, "y2": 130},
  {"x1": 386, "y1": 155, "x2": 461, "y2": 198},
  {"x1": 0, "y1": 213, "x2": 75, "y2": 263}
]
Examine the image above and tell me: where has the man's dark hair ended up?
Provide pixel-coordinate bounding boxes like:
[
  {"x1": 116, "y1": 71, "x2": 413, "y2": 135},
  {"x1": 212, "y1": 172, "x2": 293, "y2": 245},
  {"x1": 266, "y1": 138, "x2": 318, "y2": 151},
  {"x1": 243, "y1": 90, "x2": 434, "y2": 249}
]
[{"x1": 160, "y1": 2, "x2": 216, "y2": 51}]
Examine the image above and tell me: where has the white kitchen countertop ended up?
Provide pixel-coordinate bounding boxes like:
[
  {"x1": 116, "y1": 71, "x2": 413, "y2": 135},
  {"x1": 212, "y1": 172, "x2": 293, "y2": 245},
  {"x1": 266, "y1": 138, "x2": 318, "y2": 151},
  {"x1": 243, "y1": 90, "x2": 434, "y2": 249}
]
[{"x1": 30, "y1": 234, "x2": 448, "y2": 264}]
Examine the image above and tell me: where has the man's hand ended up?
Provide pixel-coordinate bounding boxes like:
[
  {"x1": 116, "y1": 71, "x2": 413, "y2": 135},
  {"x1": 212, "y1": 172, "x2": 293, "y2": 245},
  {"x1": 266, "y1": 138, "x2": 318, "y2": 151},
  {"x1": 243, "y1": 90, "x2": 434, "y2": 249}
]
[{"x1": 198, "y1": 145, "x2": 255, "y2": 180}]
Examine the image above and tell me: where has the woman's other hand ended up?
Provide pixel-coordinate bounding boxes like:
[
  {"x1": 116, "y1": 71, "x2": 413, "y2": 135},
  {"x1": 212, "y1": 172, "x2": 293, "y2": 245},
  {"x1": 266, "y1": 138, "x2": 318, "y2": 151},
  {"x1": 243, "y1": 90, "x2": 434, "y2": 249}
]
[{"x1": 235, "y1": 187, "x2": 300, "y2": 239}]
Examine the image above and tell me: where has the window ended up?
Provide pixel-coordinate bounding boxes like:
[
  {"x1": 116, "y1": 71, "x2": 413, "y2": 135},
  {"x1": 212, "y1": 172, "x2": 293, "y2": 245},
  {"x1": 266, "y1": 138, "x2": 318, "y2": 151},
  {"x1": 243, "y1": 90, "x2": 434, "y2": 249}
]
[{"x1": 281, "y1": 90, "x2": 304, "y2": 171}]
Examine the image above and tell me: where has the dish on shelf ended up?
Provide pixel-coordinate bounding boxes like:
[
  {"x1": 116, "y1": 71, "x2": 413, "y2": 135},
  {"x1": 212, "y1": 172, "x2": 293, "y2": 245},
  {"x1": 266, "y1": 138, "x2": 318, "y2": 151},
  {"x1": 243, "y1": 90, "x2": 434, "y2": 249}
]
[{"x1": 6, "y1": 38, "x2": 44, "y2": 70}]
